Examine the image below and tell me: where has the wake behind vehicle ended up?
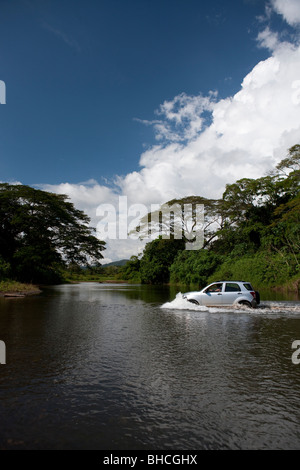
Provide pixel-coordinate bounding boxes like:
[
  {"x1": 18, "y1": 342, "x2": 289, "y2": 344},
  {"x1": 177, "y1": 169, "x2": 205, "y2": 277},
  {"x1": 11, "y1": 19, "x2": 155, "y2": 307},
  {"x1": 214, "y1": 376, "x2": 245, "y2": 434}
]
[{"x1": 182, "y1": 281, "x2": 260, "y2": 308}]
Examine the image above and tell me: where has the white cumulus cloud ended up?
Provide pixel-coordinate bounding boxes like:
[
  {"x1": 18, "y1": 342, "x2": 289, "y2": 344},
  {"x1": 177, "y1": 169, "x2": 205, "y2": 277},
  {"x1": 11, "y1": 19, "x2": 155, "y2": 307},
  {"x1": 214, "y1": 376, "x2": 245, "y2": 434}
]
[
  {"x1": 39, "y1": 4, "x2": 300, "y2": 261},
  {"x1": 271, "y1": 0, "x2": 300, "y2": 26},
  {"x1": 257, "y1": 26, "x2": 280, "y2": 50},
  {"x1": 120, "y1": 39, "x2": 300, "y2": 205}
]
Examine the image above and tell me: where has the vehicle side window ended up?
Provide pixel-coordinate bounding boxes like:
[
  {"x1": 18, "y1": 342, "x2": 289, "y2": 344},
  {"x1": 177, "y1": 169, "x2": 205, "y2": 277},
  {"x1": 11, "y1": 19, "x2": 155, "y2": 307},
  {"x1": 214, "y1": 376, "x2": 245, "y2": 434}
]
[
  {"x1": 225, "y1": 283, "x2": 241, "y2": 292},
  {"x1": 205, "y1": 283, "x2": 223, "y2": 293}
]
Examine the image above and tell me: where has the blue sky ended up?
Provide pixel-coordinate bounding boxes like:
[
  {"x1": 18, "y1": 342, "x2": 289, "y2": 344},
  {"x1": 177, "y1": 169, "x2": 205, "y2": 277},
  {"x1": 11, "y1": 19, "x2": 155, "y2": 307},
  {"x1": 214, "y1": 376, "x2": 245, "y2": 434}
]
[
  {"x1": 1, "y1": 0, "x2": 300, "y2": 261},
  {"x1": 0, "y1": 0, "x2": 285, "y2": 184}
]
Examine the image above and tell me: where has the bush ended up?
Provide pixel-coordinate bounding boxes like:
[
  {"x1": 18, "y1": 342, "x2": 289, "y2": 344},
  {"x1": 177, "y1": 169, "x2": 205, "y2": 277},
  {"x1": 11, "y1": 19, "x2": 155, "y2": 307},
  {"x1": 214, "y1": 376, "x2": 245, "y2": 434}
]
[
  {"x1": 170, "y1": 250, "x2": 223, "y2": 287},
  {"x1": 0, "y1": 256, "x2": 10, "y2": 280},
  {"x1": 140, "y1": 237, "x2": 185, "y2": 284},
  {"x1": 208, "y1": 252, "x2": 299, "y2": 288}
]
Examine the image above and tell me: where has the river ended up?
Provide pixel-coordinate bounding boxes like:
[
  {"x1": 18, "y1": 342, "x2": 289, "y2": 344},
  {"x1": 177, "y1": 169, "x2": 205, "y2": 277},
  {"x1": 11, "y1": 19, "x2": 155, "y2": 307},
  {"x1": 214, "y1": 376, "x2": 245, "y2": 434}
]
[{"x1": 0, "y1": 282, "x2": 300, "y2": 450}]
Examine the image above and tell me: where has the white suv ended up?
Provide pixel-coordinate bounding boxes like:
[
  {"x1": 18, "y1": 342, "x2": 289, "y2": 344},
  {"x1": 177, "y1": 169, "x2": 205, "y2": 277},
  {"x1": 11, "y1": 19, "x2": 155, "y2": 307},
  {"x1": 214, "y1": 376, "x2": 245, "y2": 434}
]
[{"x1": 182, "y1": 281, "x2": 260, "y2": 308}]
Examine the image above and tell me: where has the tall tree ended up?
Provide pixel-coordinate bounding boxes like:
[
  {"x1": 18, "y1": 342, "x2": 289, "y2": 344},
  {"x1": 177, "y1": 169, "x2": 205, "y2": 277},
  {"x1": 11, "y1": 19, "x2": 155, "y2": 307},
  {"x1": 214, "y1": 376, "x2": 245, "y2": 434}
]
[
  {"x1": 0, "y1": 184, "x2": 105, "y2": 283},
  {"x1": 140, "y1": 237, "x2": 185, "y2": 284}
]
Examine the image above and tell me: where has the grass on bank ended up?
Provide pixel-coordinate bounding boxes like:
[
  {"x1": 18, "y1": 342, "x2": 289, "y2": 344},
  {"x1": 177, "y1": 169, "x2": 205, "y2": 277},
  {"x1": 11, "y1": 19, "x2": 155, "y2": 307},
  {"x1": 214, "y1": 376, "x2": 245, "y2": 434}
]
[{"x1": 0, "y1": 280, "x2": 41, "y2": 295}]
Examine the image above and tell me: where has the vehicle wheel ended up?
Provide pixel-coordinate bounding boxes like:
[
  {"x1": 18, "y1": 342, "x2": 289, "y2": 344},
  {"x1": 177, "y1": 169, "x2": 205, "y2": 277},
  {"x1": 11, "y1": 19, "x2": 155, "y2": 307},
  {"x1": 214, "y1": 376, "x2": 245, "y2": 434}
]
[
  {"x1": 188, "y1": 299, "x2": 199, "y2": 305},
  {"x1": 255, "y1": 291, "x2": 260, "y2": 305},
  {"x1": 239, "y1": 301, "x2": 252, "y2": 308}
]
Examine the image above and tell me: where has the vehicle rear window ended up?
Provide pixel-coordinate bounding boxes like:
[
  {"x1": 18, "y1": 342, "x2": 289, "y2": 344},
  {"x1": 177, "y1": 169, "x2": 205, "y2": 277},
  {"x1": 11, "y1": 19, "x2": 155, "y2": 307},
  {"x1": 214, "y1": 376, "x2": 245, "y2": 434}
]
[
  {"x1": 243, "y1": 283, "x2": 253, "y2": 291},
  {"x1": 225, "y1": 283, "x2": 241, "y2": 292}
]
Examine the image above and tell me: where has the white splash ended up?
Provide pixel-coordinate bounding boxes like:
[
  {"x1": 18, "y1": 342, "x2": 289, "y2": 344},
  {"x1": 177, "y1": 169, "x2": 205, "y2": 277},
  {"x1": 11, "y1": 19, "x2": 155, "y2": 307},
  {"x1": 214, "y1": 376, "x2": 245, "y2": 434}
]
[
  {"x1": 161, "y1": 292, "x2": 227, "y2": 313},
  {"x1": 161, "y1": 293, "x2": 300, "y2": 317}
]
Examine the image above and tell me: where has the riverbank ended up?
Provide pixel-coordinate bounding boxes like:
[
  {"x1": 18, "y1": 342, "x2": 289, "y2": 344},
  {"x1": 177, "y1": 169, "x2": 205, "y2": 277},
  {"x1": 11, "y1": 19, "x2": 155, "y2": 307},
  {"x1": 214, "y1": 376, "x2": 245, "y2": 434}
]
[
  {"x1": 0, "y1": 280, "x2": 41, "y2": 297},
  {"x1": 61, "y1": 271, "x2": 300, "y2": 293}
]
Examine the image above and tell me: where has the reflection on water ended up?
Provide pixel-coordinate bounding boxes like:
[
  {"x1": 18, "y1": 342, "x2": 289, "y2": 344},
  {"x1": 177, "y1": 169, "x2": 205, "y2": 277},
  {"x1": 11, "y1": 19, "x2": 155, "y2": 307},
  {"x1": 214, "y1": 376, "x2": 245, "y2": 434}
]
[{"x1": 0, "y1": 282, "x2": 300, "y2": 450}]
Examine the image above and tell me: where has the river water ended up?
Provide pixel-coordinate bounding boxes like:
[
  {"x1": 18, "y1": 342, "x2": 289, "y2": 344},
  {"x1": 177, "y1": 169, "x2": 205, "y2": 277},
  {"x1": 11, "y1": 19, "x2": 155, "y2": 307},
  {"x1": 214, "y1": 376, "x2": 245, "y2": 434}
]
[{"x1": 0, "y1": 282, "x2": 300, "y2": 450}]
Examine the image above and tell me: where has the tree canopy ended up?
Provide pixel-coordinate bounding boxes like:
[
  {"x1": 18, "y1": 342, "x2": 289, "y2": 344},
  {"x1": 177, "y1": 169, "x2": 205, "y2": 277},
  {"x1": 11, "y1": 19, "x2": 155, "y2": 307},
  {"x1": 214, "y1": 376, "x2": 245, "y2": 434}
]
[
  {"x1": 139, "y1": 237, "x2": 185, "y2": 284},
  {"x1": 121, "y1": 145, "x2": 300, "y2": 288},
  {"x1": 0, "y1": 184, "x2": 105, "y2": 283}
]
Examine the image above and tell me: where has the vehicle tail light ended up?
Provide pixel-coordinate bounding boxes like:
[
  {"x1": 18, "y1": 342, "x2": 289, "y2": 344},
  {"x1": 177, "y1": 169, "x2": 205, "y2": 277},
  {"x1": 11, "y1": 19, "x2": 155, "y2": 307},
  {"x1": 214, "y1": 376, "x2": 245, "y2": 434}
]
[{"x1": 250, "y1": 291, "x2": 256, "y2": 299}]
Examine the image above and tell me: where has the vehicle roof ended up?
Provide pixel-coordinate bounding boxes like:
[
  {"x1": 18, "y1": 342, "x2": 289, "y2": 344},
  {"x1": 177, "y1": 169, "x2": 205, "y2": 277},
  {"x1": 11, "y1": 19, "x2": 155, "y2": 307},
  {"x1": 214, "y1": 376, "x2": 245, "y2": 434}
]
[{"x1": 213, "y1": 280, "x2": 251, "y2": 283}]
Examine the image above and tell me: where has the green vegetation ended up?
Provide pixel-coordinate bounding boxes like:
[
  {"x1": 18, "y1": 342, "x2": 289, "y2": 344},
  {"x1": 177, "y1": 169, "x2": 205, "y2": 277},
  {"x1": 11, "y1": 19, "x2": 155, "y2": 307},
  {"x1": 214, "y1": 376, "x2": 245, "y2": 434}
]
[
  {"x1": 139, "y1": 238, "x2": 185, "y2": 284},
  {"x1": 170, "y1": 250, "x2": 223, "y2": 286},
  {"x1": 0, "y1": 146, "x2": 299, "y2": 294},
  {"x1": 0, "y1": 280, "x2": 41, "y2": 295},
  {"x1": 62, "y1": 264, "x2": 128, "y2": 283},
  {"x1": 0, "y1": 184, "x2": 105, "y2": 286},
  {"x1": 121, "y1": 145, "x2": 300, "y2": 292},
  {"x1": 118, "y1": 256, "x2": 141, "y2": 282}
]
